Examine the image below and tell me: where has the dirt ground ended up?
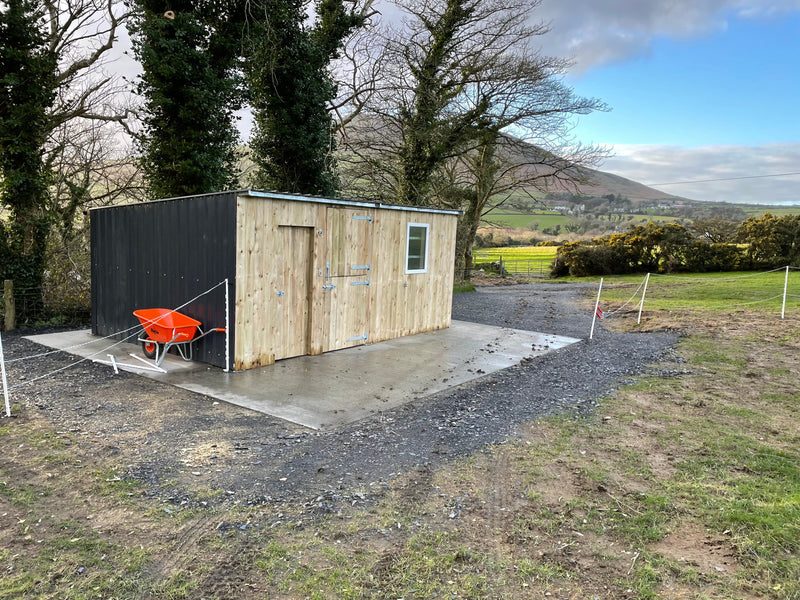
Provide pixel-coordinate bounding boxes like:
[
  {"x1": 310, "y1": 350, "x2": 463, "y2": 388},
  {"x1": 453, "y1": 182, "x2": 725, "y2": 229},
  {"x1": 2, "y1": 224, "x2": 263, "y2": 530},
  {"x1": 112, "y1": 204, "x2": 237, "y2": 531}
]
[{"x1": 5, "y1": 280, "x2": 792, "y2": 598}]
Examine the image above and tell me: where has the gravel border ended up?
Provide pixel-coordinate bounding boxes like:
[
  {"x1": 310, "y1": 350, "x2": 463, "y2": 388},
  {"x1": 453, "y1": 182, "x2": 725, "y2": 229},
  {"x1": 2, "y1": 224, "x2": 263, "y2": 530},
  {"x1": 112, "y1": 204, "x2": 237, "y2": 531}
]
[{"x1": 2, "y1": 282, "x2": 679, "y2": 512}]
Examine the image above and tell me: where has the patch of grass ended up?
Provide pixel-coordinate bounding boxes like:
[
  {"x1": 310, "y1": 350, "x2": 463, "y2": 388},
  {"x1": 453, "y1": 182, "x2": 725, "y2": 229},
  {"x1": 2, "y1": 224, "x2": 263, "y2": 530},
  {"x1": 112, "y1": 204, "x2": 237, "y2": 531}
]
[
  {"x1": 617, "y1": 551, "x2": 664, "y2": 600},
  {"x1": 0, "y1": 518, "x2": 151, "y2": 599},
  {"x1": 149, "y1": 570, "x2": 198, "y2": 599},
  {"x1": 720, "y1": 405, "x2": 765, "y2": 420},
  {"x1": 597, "y1": 270, "x2": 800, "y2": 314},
  {"x1": 453, "y1": 281, "x2": 476, "y2": 293},
  {"x1": 0, "y1": 477, "x2": 47, "y2": 508},
  {"x1": 515, "y1": 557, "x2": 572, "y2": 584},
  {"x1": 95, "y1": 468, "x2": 144, "y2": 499}
]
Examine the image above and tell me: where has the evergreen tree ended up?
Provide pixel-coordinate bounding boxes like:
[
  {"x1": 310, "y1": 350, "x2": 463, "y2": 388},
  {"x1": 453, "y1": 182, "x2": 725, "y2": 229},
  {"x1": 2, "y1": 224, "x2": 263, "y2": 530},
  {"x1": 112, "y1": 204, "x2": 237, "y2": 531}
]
[
  {"x1": 0, "y1": 0, "x2": 57, "y2": 316},
  {"x1": 245, "y1": 0, "x2": 364, "y2": 196},
  {"x1": 129, "y1": 0, "x2": 244, "y2": 199}
]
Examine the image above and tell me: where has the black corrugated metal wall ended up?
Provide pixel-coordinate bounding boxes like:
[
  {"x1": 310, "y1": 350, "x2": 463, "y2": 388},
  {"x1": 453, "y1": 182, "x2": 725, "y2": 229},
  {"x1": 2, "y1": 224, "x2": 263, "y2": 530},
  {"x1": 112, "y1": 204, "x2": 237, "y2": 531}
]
[{"x1": 91, "y1": 192, "x2": 237, "y2": 369}]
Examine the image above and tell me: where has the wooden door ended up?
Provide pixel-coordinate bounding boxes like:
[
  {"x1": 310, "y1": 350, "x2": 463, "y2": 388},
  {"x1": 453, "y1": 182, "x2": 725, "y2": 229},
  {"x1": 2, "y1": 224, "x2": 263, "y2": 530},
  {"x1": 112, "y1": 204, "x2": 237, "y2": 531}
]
[
  {"x1": 274, "y1": 225, "x2": 314, "y2": 360},
  {"x1": 323, "y1": 208, "x2": 372, "y2": 351}
]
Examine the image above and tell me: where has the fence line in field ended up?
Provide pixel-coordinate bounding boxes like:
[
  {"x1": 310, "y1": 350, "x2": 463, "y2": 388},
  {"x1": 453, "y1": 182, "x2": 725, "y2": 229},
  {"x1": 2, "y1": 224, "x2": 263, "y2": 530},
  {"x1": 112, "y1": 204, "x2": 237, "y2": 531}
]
[
  {"x1": 471, "y1": 258, "x2": 552, "y2": 278},
  {"x1": 591, "y1": 266, "x2": 799, "y2": 337}
]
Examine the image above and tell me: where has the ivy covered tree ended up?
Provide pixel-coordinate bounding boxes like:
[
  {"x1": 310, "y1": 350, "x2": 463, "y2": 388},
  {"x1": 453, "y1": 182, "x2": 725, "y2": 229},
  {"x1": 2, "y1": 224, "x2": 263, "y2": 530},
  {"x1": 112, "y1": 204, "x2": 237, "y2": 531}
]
[
  {"x1": 244, "y1": 0, "x2": 368, "y2": 195},
  {"x1": 0, "y1": 0, "x2": 57, "y2": 316},
  {"x1": 1, "y1": 0, "x2": 131, "y2": 324},
  {"x1": 129, "y1": 0, "x2": 245, "y2": 199}
]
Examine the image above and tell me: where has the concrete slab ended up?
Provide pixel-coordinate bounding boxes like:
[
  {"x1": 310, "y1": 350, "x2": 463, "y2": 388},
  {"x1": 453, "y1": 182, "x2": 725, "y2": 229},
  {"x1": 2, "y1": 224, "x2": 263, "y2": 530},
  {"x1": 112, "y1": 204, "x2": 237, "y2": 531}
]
[{"x1": 25, "y1": 322, "x2": 580, "y2": 430}]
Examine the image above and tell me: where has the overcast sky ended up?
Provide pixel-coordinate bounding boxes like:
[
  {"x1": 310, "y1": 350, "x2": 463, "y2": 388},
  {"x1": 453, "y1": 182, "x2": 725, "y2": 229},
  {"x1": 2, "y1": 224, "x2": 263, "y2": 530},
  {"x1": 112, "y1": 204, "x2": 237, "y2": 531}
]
[{"x1": 532, "y1": 0, "x2": 800, "y2": 205}]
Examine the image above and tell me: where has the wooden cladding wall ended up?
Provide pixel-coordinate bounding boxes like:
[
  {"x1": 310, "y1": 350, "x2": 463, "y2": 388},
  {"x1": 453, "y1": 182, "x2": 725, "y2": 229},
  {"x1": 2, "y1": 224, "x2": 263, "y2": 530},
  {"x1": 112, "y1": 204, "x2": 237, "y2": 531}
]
[
  {"x1": 369, "y1": 210, "x2": 457, "y2": 342},
  {"x1": 234, "y1": 194, "x2": 457, "y2": 370}
]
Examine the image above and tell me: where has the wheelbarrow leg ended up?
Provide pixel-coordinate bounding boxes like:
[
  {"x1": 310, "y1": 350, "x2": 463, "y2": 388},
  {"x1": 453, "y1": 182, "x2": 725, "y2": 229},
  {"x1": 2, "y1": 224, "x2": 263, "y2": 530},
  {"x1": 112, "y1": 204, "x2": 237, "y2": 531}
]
[{"x1": 154, "y1": 333, "x2": 182, "y2": 367}]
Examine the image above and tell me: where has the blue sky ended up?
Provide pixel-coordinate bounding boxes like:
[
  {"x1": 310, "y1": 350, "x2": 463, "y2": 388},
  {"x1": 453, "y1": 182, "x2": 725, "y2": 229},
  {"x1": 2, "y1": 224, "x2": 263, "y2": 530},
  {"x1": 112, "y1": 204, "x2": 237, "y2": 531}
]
[
  {"x1": 533, "y1": 0, "x2": 800, "y2": 204},
  {"x1": 570, "y1": 15, "x2": 800, "y2": 147}
]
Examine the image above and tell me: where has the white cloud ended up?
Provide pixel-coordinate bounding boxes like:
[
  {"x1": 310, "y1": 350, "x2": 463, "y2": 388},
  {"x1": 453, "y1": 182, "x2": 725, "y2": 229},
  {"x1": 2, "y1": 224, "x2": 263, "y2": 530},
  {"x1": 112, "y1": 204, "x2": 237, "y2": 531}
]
[
  {"x1": 602, "y1": 143, "x2": 800, "y2": 204},
  {"x1": 534, "y1": 0, "x2": 800, "y2": 73}
]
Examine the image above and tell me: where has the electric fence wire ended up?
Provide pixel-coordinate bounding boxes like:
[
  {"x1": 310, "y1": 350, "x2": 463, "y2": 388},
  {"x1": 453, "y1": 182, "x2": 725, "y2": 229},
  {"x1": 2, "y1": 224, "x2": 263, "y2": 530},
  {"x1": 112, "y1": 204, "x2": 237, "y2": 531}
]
[
  {"x1": 648, "y1": 266, "x2": 789, "y2": 283},
  {"x1": 663, "y1": 294, "x2": 786, "y2": 312},
  {"x1": 4, "y1": 280, "x2": 227, "y2": 391},
  {"x1": 601, "y1": 275, "x2": 648, "y2": 318},
  {"x1": 599, "y1": 266, "x2": 798, "y2": 317}
]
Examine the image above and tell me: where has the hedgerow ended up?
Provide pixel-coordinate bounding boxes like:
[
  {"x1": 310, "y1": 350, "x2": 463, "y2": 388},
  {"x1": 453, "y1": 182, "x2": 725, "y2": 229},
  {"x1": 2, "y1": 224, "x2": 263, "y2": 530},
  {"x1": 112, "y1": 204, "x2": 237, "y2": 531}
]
[{"x1": 551, "y1": 215, "x2": 800, "y2": 277}]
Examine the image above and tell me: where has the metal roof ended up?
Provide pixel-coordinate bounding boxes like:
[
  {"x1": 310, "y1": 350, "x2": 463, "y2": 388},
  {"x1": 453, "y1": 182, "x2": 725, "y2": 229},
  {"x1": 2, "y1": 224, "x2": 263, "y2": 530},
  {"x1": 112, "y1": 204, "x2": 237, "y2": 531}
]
[{"x1": 90, "y1": 189, "x2": 461, "y2": 216}]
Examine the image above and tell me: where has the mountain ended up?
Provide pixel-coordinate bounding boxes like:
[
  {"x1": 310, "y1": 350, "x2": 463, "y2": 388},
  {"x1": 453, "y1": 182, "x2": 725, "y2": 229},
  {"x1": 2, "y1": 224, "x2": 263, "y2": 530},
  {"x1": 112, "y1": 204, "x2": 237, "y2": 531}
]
[
  {"x1": 337, "y1": 118, "x2": 688, "y2": 205},
  {"x1": 494, "y1": 137, "x2": 689, "y2": 205},
  {"x1": 567, "y1": 166, "x2": 688, "y2": 203}
]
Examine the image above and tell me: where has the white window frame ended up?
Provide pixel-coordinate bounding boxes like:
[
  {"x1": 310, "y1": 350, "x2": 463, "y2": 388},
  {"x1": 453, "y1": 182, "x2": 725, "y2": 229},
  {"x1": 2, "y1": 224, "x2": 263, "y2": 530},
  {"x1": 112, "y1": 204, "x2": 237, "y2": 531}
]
[{"x1": 405, "y1": 222, "x2": 430, "y2": 274}]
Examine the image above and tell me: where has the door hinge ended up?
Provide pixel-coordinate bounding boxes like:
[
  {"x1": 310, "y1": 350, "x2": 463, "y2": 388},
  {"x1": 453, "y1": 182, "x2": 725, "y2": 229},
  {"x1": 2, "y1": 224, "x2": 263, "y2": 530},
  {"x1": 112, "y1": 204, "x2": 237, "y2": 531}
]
[
  {"x1": 353, "y1": 215, "x2": 373, "y2": 223},
  {"x1": 348, "y1": 333, "x2": 368, "y2": 343},
  {"x1": 350, "y1": 279, "x2": 370, "y2": 287},
  {"x1": 322, "y1": 284, "x2": 336, "y2": 292},
  {"x1": 351, "y1": 264, "x2": 370, "y2": 272}
]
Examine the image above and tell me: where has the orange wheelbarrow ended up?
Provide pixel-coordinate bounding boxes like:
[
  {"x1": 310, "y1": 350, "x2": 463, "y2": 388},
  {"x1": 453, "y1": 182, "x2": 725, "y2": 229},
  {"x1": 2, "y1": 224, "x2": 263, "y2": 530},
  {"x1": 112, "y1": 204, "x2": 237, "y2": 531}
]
[{"x1": 134, "y1": 308, "x2": 225, "y2": 367}]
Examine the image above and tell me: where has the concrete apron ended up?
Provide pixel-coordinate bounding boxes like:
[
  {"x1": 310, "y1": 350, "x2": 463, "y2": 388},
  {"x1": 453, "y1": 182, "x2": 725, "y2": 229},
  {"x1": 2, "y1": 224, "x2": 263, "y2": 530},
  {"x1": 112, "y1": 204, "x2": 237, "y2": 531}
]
[{"x1": 25, "y1": 321, "x2": 580, "y2": 430}]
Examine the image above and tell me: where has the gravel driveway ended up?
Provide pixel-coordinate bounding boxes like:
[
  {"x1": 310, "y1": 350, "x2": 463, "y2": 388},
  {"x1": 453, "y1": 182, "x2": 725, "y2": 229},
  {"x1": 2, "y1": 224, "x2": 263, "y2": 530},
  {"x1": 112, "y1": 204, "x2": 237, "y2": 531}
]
[{"x1": 4, "y1": 283, "x2": 678, "y2": 512}]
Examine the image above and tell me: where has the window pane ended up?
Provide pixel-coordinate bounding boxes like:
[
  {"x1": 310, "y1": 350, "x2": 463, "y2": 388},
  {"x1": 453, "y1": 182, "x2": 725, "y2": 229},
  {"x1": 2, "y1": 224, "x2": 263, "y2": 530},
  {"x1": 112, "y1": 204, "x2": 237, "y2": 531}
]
[{"x1": 407, "y1": 225, "x2": 428, "y2": 271}]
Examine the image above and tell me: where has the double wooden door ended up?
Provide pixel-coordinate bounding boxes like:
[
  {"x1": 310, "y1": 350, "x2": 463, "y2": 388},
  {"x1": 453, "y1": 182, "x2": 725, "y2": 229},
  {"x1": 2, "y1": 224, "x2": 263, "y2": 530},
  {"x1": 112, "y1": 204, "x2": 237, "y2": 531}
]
[{"x1": 273, "y1": 207, "x2": 372, "y2": 361}]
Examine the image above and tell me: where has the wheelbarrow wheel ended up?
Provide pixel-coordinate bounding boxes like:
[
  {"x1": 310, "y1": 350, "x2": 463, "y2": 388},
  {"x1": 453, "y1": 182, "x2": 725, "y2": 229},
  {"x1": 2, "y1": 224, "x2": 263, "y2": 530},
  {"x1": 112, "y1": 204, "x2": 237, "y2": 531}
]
[{"x1": 141, "y1": 338, "x2": 161, "y2": 360}]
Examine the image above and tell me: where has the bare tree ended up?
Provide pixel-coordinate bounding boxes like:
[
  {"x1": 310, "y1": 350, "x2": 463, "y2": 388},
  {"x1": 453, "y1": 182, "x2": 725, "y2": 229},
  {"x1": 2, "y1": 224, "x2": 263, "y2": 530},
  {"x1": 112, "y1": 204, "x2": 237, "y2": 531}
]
[
  {"x1": 335, "y1": 0, "x2": 608, "y2": 277},
  {"x1": 1, "y1": 0, "x2": 134, "y2": 321},
  {"x1": 335, "y1": 0, "x2": 608, "y2": 195}
]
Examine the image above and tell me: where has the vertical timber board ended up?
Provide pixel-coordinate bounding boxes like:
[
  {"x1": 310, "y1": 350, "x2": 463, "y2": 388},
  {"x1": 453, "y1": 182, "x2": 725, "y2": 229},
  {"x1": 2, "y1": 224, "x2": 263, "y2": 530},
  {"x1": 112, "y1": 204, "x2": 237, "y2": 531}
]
[
  {"x1": 368, "y1": 209, "x2": 457, "y2": 342},
  {"x1": 308, "y1": 205, "x2": 327, "y2": 355},
  {"x1": 235, "y1": 196, "x2": 274, "y2": 369},
  {"x1": 369, "y1": 209, "x2": 402, "y2": 340},
  {"x1": 323, "y1": 207, "x2": 372, "y2": 351},
  {"x1": 234, "y1": 195, "x2": 323, "y2": 369},
  {"x1": 274, "y1": 226, "x2": 313, "y2": 360},
  {"x1": 326, "y1": 207, "x2": 372, "y2": 276}
]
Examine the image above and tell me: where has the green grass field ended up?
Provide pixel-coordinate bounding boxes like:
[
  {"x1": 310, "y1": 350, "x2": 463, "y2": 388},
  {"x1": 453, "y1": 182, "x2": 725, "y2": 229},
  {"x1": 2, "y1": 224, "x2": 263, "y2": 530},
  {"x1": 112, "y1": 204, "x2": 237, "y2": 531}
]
[
  {"x1": 743, "y1": 206, "x2": 800, "y2": 217},
  {"x1": 472, "y1": 245, "x2": 558, "y2": 275},
  {"x1": 589, "y1": 269, "x2": 800, "y2": 315},
  {"x1": 482, "y1": 211, "x2": 567, "y2": 230}
]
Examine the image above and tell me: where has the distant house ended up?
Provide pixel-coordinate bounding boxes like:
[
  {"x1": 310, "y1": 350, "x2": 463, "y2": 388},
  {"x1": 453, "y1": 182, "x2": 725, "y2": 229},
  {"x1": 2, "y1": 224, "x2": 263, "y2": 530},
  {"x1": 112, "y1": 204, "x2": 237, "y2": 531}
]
[{"x1": 91, "y1": 190, "x2": 459, "y2": 371}]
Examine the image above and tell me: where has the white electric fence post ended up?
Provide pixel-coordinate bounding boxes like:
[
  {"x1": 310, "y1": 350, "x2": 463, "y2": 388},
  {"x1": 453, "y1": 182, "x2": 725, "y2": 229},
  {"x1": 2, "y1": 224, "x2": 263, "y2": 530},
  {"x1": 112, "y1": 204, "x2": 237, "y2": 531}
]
[
  {"x1": 224, "y1": 278, "x2": 230, "y2": 372},
  {"x1": 638, "y1": 272, "x2": 650, "y2": 325},
  {"x1": 782, "y1": 266, "x2": 789, "y2": 320},
  {"x1": 1, "y1": 331, "x2": 11, "y2": 417},
  {"x1": 590, "y1": 277, "x2": 604, "y2": 340}
]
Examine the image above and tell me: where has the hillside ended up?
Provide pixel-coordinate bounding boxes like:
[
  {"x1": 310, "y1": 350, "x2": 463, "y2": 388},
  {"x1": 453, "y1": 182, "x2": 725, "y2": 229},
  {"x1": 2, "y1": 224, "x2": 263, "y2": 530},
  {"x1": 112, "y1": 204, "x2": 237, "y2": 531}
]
[
  {"x1": 491, "y1": 137, "x2": 688, "y2": 205},
  {"x1": 568, "y1": 165, "x2": 687, "y2": 203}
]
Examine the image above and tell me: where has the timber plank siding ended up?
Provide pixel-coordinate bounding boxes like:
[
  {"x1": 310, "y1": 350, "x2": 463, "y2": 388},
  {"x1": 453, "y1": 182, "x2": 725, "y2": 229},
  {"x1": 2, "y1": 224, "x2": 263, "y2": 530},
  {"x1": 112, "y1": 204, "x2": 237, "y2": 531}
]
[{"x1": 92, "y1": 190, "x2": 458, "y2": 371}]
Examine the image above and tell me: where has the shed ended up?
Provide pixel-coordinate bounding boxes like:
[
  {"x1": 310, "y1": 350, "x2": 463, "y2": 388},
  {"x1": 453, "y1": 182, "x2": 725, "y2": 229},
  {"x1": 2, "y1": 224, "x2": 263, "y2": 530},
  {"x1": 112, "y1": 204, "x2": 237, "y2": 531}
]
[{"x1": 91, "y1": 190, "x2": 459, "y2": 371}]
